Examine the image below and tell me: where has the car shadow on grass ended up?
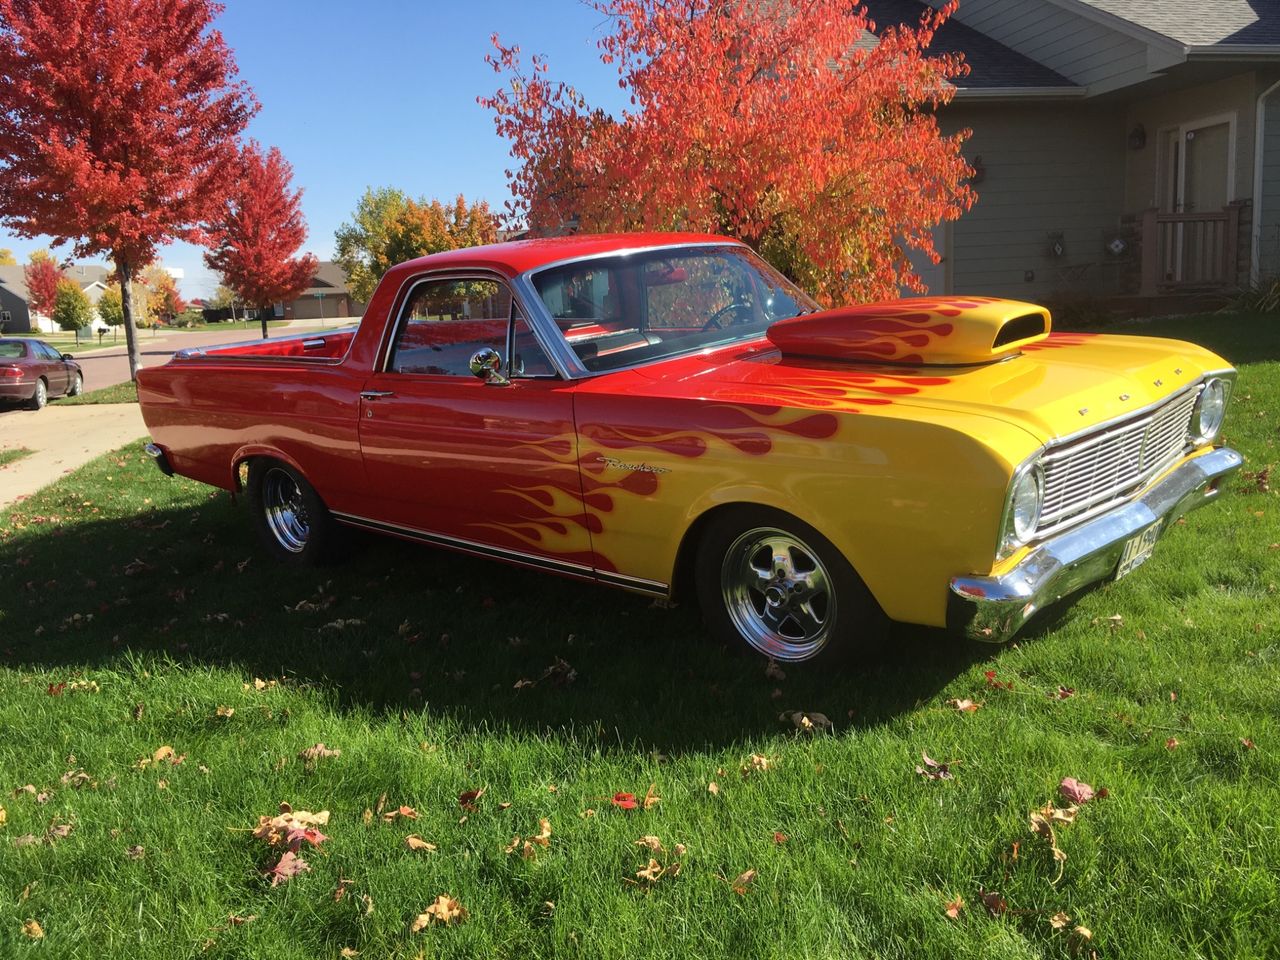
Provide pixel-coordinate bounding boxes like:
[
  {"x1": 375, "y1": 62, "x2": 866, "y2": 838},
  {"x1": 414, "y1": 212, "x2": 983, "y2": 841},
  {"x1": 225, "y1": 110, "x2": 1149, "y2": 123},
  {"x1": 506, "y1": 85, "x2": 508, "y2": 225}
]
[{"x1": 1, "y1": 498, "x2": 989, "y2": 754}]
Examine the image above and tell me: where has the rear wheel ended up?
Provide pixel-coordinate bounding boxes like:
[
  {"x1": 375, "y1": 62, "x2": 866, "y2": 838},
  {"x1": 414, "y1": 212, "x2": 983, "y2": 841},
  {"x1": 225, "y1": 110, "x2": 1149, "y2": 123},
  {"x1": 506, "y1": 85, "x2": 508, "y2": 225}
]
[
  {"x1": 695, "y1": 506, "x2": 887, "y2": 664},
  {"x1": 27, "y1": 378, "x2": 47, "y2": 411},
  {"x1": 246, "y1": 460, "x2": 339, "y2": 564}
]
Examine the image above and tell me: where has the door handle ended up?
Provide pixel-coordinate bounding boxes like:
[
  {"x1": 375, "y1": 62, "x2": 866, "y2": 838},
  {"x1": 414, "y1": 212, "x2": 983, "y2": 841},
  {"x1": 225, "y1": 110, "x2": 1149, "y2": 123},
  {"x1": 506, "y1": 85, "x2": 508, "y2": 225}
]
[{"x1": 360, "y1": 390, "x2": 395, "y2": 400}]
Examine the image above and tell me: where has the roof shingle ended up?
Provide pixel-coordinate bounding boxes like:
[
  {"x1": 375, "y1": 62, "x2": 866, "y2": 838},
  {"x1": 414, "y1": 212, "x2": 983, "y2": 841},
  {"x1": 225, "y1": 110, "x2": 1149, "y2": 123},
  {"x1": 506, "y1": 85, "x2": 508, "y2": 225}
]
[
  {"x1": 1075, "y1": 0, "x2": 1280, "y2": 47},
  {"x1": 859, "y1": 0, "x2": 1078, "y2": 89}
]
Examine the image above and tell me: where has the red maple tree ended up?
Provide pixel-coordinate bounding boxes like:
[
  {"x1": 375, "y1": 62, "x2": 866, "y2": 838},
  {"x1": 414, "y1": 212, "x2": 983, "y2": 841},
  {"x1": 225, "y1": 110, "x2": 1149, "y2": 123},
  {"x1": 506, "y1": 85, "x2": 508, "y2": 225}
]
[
  {"x1": 0, "y1": 0, "x2": 256, "y2": 378},
  {"x1": 22, "y1": 257, "x2": 61, "y2": 320},
  {"x1": 481, "y1": 0, "x2": 974, "y2": 303},
  {"x1": 204, "y1": 142, "x2": 318, "y2": 339}
]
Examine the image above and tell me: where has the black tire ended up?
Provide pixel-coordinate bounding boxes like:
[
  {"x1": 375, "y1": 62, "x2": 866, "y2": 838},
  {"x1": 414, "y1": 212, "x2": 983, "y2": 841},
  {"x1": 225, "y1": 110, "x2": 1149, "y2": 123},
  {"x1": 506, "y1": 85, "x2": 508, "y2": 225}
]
[
  {"x1": 694, "y1": 506, "x2": 888, "y2": 665},
  {"x1": 27, "y1": 378, "x2": 47, "y2": 411},
  {"x1": 246, "y1": 459, "x2": 340, "y2": 565}
]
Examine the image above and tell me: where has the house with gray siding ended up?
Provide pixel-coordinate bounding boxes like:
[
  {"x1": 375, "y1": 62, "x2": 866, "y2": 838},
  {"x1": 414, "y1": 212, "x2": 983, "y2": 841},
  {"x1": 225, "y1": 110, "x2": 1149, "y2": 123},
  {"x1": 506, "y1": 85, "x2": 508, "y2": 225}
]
[
  {"x1": 862, "y1": 0, "x2": 1280, "y2": 303},
  {"x1": 0, "y1": 263, "x2": 114, "y2": 333}
]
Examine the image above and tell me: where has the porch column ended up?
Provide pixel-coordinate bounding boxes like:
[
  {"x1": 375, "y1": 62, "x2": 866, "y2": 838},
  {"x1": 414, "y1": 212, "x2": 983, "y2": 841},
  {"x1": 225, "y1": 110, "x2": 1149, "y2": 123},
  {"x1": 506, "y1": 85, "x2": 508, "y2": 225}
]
[{"x1": 1139, "y1": 207, "x2": 1160, "y2": 297}]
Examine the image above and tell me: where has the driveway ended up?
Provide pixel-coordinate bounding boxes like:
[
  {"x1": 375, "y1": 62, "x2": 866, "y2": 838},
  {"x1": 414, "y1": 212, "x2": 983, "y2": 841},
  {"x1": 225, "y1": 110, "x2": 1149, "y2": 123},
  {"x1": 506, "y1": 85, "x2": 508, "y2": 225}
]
[{"x1": 0, "y1": 404, "x2": 148, "y2": 510}]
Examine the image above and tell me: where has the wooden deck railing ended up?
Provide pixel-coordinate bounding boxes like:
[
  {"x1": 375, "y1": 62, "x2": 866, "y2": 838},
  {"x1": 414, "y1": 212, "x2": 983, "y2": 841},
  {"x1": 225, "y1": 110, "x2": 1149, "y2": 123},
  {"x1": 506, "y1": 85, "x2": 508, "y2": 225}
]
[{"x1": 1140, "y1": 205, "x2": 1241, "y2": 296}]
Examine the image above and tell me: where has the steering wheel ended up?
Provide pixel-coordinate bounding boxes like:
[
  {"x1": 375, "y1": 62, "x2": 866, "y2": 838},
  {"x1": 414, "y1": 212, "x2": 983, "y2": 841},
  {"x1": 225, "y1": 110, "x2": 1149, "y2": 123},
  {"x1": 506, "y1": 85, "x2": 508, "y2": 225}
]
[{"x1": 701, "y1": 301, "x2": 753, "y2": 332}]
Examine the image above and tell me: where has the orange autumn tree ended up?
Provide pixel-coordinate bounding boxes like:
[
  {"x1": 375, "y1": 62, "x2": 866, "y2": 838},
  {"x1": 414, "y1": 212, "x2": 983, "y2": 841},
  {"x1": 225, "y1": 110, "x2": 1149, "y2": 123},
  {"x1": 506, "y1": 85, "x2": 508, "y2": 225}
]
[{"x1": 481, "y1": 0, "x2": 975, "y2": 303}]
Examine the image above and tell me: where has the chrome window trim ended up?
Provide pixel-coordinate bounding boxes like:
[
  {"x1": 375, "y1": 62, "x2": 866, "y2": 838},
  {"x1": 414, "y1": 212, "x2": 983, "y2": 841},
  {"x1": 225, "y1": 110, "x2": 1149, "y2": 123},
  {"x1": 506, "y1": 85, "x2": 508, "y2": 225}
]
[
  {"x1": 376, "y1": 268, "x2": 567, "y2": 380},
  {"x1": 514, "y1": 239, "x2": 819, "y2": 381}
]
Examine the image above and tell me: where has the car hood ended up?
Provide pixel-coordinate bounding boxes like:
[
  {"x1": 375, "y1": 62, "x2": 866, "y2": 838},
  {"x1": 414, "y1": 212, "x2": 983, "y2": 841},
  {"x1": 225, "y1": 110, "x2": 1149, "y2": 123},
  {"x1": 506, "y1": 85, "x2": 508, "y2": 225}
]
[{"x1": 623, "y1": 332, "x2": 1231, "y2": 443}]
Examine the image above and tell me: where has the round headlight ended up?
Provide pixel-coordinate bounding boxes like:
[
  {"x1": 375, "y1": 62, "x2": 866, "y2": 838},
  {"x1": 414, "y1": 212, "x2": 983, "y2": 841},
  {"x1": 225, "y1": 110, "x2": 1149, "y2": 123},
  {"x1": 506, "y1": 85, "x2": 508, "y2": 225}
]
[
  {"x1": 1193, "y1": 378, "x2": 1228, "y2": 442},
  {"x1": 1010, "y1": 466, "x2": 1043, "y2": 544}
]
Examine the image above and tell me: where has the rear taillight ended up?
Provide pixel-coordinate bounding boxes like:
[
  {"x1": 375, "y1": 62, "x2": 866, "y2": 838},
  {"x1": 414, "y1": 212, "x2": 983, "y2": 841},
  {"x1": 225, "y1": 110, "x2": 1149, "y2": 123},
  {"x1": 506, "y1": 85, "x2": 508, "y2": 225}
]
[{"x1": 1, "y1": 366, "x2": 23, "y2": 378}]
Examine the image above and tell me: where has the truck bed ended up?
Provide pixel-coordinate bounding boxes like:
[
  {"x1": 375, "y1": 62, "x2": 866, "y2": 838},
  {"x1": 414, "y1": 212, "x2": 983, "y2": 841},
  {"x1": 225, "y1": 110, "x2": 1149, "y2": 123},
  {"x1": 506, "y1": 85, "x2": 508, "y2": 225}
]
[{"x1": 172, "y1": 326, "x2": 359, "y2": 363}]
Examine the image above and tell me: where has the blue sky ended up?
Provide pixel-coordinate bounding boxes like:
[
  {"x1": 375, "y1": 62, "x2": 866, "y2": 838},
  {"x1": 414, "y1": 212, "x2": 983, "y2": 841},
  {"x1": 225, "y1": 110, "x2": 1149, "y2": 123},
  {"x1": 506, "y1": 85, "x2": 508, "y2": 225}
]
[{"x1": 0, "y1": 1, "x2": 628, "y2": 298}]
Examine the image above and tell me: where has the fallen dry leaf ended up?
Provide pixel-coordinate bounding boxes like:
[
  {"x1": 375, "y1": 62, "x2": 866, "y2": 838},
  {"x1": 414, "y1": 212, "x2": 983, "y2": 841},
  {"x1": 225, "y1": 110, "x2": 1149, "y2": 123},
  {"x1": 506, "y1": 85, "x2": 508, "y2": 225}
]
[
  {"x1": 22, "y1": 918, "x2": 44, "y2": 940},
  {"x1": 944, "y1": 896, "x2": 964, "y2": 919},
  {"x1": 765, "y1": 659, "x2": 786, "y2": 681},
  {"x1": 405, "y1": 835, "x2": 437, "y2": 852},
  {"x1": 340, "y1": 949, "x2": 359, "y2": 958},
  {"x1": 1165, "y1": 737, "x2": 1180, "y2": 750},
  {"x1": 780, "y1": 709, "x2": 834, "y2": 732},
  {"x1": 458, "y1": 789, "x2": 485, "y2": 812},
  {"x1": 268, "y1": 850, "x2": 310, "y2": 886},
  {"x1": 634, "y1": 835, "x2": 663, "y2": 852},
  {"x1": 728, "y1": 868, "x2": 756, "y2": 895},
  {"x1": 1059, "y1": 778, "x2": 1096, "y2": 804},
  {"x1": 532, "y1": 817, "x2": 552, "y2": 846},
  {"x1": 915, "y1": 751, "x2": 956, "y2": 781},
  {"x1": 642, "y1": 784, "x2": 660, "y2": 811},
  {"x1": 382, "y1": 805, "x2": 418, "y2": 823},
  {"x1": 0, "y1": 804, "x2": 6, "y2": 827},
  {"x1": 945, "y1": 698, "x2": 982, "y2": 713},
  {"x1": 412, "y1": 894, "x2": 467, "y2": 930},
  {"x1": 978, "y1": 888, "x2": 1007, "y2": 916},
  {"x1": 298, "y1": 742, "x2": 341, "y2": 762},
  {"x1": 636, "y1": 858, "x2": 664, "y2": 882},
  {"x1": 252, "y1": 804, "x2": 330, "y2": 851},
  {"x1": 707, "y1": 781, "x2": 720, "y2": 796},
  {"x1": 125, "y1": 844, "x2": 145, "y2": 860},
  {"x1": 741, "y1": 754, "x2": 772, "y2": 778},
  {"x1": 611, "y1": 792, "x2": 638, "y2": 811},
  {"x1": 1050, "y1": 911, "x2": 1072, "y2": 930}
]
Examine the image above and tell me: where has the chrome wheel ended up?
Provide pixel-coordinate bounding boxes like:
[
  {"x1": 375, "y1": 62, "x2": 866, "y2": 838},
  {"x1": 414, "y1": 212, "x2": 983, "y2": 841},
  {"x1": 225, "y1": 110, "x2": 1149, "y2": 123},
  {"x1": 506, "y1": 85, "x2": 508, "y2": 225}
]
[
  {"x1": 69, "y1": 374, "x2": 83, "y2": 396},
  {"x1": 262, "y1": 467, "x2": 310, "y2": 554},
  {"x1": 32, "y1": 379, "x2": 47, "y2": 409},
  {"x1": 720, "y1": 526, "x2": 836, "y2": 661}
]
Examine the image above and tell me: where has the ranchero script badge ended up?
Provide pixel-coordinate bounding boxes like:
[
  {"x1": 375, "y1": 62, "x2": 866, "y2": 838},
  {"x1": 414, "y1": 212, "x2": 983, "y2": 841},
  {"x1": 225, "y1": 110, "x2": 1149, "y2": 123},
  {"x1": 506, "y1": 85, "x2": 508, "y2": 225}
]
[{"x1": 599, "y1": 456, "x2": 671, "y2": 475}]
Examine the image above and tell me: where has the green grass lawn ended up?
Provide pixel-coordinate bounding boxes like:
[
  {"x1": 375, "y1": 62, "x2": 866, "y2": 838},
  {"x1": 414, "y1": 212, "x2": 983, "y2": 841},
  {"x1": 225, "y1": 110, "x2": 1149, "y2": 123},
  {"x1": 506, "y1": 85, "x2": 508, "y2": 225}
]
[
  {"x1": 0, "y1": 447, "x2": 34, "y2": 468},
  {"x1": 56, "y1": 381, "x2": 138, "y2": 406},
  {"x1": 0, "y1": 314, "x2": 1276, "y2": 959}
]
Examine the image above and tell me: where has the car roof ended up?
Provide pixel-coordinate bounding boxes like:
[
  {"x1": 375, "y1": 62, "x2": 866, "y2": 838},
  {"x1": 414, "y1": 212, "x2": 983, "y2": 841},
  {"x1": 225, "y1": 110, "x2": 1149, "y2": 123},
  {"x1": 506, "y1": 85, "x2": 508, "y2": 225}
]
[{"x1": 391, "y1": 232, "x2": 740, "y2": 278}]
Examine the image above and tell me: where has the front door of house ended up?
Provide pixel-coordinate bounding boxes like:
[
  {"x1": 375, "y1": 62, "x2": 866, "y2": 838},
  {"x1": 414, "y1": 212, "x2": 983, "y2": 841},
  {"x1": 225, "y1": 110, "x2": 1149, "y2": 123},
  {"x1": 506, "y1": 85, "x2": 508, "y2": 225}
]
[{"x1": 1159, "y1": 116, "x2": 1234, "y2": 283}]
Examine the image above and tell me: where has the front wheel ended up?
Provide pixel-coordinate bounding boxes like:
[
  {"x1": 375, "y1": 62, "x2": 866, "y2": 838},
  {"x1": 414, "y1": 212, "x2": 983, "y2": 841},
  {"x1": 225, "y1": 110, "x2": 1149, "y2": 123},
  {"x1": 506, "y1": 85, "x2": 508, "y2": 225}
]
[
  {"x1": 67, "y1": 373, "x2": 83, "y2": 397},
  {"x1": 246, "y1": 460, "x2": 339, "y2": 565},
  {"x1": 695, "y1": 507, "x2": 888, "y2": 664}
]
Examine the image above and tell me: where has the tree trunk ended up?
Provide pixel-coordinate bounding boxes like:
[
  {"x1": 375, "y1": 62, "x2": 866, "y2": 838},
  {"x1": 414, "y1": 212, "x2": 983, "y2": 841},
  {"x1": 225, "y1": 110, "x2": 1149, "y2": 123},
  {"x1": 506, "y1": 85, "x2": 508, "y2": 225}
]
[
  {"x1": 260, "y1": 304, "x2": 269, "y2": 340},
  {"x1": 114, "y1": 256, "x2": 142, "y2": 381}
]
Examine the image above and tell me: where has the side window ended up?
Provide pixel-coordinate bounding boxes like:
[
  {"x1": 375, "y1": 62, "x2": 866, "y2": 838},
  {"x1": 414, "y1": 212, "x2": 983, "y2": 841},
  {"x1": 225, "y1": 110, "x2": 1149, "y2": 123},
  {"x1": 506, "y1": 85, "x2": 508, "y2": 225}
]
[
  {"x1": 388, "y1": 278, "x2": 553, "y2": 378},
  {"x1": 36, "y1": 342, "x2": 60, "y2": 360}
]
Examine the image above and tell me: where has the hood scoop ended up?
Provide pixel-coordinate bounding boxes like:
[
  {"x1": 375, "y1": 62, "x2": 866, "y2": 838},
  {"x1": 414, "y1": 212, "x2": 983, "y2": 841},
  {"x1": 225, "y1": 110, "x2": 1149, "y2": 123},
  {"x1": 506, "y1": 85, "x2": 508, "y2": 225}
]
[{"x1": 767, "y1": 297, "x2": 1051, "y2": 366}]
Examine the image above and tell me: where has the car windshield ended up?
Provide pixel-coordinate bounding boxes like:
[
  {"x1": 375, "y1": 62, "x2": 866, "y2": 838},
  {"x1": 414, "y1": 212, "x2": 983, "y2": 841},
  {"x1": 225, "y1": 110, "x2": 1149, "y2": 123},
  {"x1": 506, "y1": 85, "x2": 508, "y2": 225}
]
[
  {"x1": 0, "y1": 341, "x2": 28, "y2": 359},
  {"x1": 531, "y1": 244, "x2": 821, "y2": 373}
]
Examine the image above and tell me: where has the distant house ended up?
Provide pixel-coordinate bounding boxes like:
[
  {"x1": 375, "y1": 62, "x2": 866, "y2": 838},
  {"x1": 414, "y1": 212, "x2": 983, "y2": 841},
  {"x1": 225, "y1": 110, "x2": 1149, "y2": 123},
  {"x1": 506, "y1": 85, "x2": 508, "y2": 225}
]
[
  {"x1": 860, "y1": 0, "x2": 1280, "y2": 304},
  {"x1": 0, "y1": 263, "x2": 113, "y2": 334},
  {"x1": 272, "y1": 261, "x2": 366, "y2": 321}
]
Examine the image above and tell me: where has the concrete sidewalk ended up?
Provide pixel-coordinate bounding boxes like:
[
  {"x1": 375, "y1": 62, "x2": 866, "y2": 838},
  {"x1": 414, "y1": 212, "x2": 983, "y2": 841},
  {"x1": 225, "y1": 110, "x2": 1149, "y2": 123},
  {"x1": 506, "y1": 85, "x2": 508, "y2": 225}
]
[{"x1": 0, "y1": 405, "x2": 147, "y2": 510}]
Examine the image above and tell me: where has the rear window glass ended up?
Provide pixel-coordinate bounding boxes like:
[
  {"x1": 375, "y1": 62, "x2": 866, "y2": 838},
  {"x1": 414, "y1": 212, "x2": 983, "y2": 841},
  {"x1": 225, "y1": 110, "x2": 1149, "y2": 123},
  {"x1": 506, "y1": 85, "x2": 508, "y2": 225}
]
[{"x1": 0, "y1": 341, "x2": 28, "y2": 358}]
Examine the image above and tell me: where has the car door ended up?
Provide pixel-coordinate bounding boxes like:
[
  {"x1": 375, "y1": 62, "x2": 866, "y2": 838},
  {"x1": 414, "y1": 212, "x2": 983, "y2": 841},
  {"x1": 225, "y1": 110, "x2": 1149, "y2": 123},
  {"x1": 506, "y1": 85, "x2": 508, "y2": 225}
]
[
  {"x1": 36, "y1": 341, "x2": 68, "y2": 394},
  {"x1": 354, "y1": 273, "x2": 598, "y2": 575}
]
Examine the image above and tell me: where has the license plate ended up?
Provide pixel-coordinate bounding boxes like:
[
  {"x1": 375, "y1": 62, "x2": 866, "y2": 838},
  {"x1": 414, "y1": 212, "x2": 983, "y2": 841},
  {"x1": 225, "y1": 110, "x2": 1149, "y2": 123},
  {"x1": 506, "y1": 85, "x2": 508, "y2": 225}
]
[{"x1": 1115, "y1": 520, "x2": 1164, "y2": 580}]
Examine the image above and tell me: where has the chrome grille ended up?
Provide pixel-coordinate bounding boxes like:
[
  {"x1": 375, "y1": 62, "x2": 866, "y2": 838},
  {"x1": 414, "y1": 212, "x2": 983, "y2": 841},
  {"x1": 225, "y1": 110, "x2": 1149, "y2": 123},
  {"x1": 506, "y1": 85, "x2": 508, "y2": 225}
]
[{"x1": 1038, "y1": 386, "x2": 1200, "y2": 535}]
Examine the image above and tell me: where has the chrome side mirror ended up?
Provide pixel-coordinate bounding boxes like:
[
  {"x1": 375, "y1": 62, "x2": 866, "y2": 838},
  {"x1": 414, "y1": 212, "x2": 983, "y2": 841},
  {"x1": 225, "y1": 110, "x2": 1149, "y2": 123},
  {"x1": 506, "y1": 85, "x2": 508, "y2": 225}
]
[{"x1": 469, "y1": 347, "x2": 510, "y2": 386}]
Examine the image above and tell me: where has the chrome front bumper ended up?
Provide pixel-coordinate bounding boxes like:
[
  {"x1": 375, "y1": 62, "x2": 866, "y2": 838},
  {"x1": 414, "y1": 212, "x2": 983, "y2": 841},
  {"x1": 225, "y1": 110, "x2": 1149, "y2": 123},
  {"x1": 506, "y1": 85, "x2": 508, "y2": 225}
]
[{"x1": 948, "y1": 446, "x2": 1243, "y2": 643}]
